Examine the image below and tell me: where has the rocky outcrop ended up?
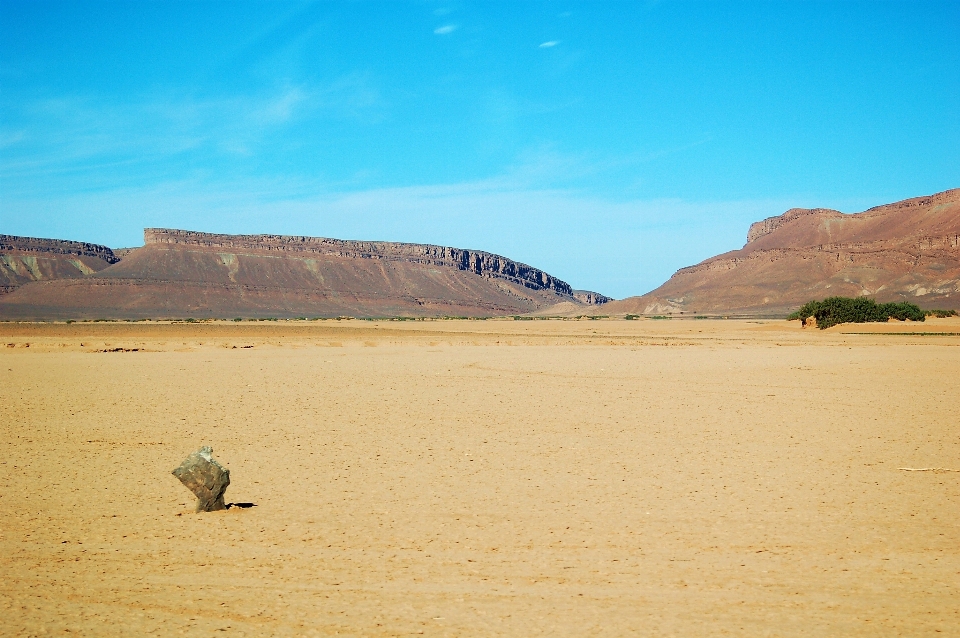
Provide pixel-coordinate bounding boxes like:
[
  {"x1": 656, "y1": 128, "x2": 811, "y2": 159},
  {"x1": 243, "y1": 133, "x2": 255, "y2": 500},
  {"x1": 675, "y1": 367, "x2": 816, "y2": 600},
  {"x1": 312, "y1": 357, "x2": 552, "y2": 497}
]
[
  {"x1": 604, "y1": 188, "x2": 960, "y2": 316},
  {"x1": 746, "y1": 208, "x2": 843, "y2": 244},
  {"x1": 0, "y1": 235, "x2": 120, "y2": 295},
  {"x1": 172, "y1": 446, "x2": 230, "y2": 512},
  {"x1": 572, "y1": 290, "x2": 613, "y2": 305}
]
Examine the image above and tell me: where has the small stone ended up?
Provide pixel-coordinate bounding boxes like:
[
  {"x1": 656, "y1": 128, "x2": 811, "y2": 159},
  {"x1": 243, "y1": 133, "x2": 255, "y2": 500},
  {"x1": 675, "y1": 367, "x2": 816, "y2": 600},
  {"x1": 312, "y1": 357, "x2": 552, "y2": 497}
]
[{"x1": 172, "y1": 446, "x2": 230, "y2": 512}]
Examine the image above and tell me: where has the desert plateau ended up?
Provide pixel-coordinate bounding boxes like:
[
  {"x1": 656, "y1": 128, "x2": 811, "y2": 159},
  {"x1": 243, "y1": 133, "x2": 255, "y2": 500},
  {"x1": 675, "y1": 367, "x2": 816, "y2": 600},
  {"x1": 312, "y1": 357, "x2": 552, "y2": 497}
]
[
  {"x1": 4, "y1": 4, "x2": 959, "y2": 636},
  {"x1": 2, "y1": 318, "x2": 958, "y2": 636}
]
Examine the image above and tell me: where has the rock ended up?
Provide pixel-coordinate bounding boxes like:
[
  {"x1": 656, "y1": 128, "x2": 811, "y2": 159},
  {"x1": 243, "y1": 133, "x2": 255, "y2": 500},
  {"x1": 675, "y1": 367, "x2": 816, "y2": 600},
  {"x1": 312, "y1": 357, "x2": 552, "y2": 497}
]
[
  {"x1": 602, "y1": 188, "x2": 960, "y2": 316},
  {"x1": 172, "y1": 446, "x2": 230, "y2": 512},
  {"x1": 572, "y1": 290, "x2": 613, "y2": 305},
  {"x1": 0, "y1": 234, "x2": 119, "y2": 296},
  {"x1": 0, "y1": 228, "x2": 605, "y2": 319}
]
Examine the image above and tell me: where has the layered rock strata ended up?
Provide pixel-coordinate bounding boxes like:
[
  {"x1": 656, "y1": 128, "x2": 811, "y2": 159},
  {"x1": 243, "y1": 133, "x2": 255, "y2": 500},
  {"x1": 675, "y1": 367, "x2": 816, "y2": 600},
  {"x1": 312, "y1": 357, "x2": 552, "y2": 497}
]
[
  {"x1": 0, "y1": 229, "x2": 598, "y2": 319},
  {"x1": 0, "y1": 235, "x2": 119, "y2": 296},
  {"x1": 143, "y1": 229, "x2": 573, "y2": 295},
  {"x1": 603, "y1": 188, "x2": 960, "y2": 316}
]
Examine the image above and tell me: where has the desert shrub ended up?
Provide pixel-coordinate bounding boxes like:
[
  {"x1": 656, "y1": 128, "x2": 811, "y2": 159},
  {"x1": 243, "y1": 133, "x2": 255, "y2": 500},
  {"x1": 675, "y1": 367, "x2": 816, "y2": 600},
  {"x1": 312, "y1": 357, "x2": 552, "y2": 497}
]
[
  {"x1": 788, "y1": 297, "x2": 925, "y2": 329},
  {"x1": 624, "y1": 314, "x2": 639, "y2": 320},
  {"x1": 925, "y1": 309, "x2": 958, "y2": 318},
  {"x1": 650, "y1": 315, "x2": 671, "y2": 320}
]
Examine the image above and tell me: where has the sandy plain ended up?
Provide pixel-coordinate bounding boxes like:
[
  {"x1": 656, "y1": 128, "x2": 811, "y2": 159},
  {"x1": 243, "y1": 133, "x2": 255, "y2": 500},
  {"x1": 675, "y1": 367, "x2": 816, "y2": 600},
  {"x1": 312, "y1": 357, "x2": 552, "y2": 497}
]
[{"x1": 1, "y1": 318, "x2": 958, "y2": 636}]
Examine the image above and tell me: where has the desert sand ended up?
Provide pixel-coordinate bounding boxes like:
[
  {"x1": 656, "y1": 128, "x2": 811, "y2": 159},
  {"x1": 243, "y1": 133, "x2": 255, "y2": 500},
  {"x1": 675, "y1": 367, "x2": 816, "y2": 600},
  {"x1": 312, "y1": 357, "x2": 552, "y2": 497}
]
[{"x1": 2, "y1": 318, "x2": 958, "y2": 636}]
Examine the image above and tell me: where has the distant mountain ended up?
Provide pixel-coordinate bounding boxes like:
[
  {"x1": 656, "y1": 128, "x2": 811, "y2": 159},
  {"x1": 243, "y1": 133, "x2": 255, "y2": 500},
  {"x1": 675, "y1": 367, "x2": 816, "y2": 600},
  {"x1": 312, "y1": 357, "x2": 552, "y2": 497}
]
[
  {"x1": 604, "y1": 188, "x2": 960, "y2": 316},
  {"x1": 0, "y1": 235, "x2": 119, "y2": 296},
  {"x1": 0, "y1": 229, "x2": 605, "y2": 319}
]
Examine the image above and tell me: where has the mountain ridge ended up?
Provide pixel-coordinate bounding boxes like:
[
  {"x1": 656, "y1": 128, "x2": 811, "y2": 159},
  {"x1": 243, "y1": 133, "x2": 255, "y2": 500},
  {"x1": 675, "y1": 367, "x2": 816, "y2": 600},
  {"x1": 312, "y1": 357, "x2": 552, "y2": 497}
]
[
  {"x1": 603, "y1": 188, "x2": 960, "y2": 316},
  {"x1": 0, "y1": 229, "x2": 606, "y2": 319}
]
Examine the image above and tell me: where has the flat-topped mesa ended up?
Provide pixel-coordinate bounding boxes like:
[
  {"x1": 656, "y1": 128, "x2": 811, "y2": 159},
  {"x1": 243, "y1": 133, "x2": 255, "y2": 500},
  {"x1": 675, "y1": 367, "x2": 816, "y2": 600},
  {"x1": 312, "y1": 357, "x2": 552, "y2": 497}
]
[
  {"x1": 745, "y1": 189, "x2": 960, "y2": 248},
  {"x1": 0, "y1": 234, "x2": 120, "y2": 264},
  {"x1": 144, "y1": 228, "x2": 573, "y2": 295},
  {"x1": 601, "y1": 187, "x2": 960, "y2": 317}
]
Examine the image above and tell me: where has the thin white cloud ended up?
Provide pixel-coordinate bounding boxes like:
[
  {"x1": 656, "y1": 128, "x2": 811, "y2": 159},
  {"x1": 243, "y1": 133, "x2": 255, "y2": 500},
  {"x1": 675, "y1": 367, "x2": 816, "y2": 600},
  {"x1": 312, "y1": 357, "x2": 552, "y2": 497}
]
[
  {"x1": 539, "y1": 41, "x2": 560, "y2": 48},
  {"x1": 0, "y1": 78, "x2": 384, "y2": 184},
  {"x1": 434, "y1": 24, "x2": 458, "y2": 35},
  {"x1": 256, "y1": 87, "x2": 306, "y2": 124}
]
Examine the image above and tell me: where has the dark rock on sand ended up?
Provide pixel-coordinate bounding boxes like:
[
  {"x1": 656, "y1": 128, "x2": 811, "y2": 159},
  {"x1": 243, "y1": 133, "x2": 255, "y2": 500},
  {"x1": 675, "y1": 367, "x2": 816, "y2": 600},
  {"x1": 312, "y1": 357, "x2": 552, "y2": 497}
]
[{"x1": 172, "y1": 446, "x2": 230, "y2": 512}]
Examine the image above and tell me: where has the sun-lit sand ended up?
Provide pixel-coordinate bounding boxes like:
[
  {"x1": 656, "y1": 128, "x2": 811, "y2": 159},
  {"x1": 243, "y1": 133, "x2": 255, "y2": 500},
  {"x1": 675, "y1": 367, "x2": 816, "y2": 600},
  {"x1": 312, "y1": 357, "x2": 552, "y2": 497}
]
[{"x1": 2, "y1": 318, "x2": 958, "y2": 635}]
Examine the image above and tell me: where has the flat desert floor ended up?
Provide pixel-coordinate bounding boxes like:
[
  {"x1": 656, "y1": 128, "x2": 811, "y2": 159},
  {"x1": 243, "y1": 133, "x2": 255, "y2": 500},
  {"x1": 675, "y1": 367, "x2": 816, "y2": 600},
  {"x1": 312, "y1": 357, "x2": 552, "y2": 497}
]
[{"x1": 2, "y1": 318, "x2": 958, "y2": 636}]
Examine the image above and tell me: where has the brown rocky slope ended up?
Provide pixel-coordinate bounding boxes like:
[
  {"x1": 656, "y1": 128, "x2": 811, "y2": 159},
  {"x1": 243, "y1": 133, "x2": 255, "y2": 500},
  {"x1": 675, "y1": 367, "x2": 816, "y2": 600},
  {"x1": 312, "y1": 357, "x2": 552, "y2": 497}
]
[
  {"x1": 0, "y1": 229, "x2": 601, "y2": 319},
  {"x1": 603, "y1": 188, "x2": 960, "y2": 316},
  {"x1": 0, "y1": 235, "x2": 120, "y2": 296}
]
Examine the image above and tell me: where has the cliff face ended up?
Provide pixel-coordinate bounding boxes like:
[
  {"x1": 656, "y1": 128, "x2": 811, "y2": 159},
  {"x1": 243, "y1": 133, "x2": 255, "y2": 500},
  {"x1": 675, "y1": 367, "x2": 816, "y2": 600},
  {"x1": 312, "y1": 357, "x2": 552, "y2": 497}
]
[
  {"x1": 745, "y1": 208, "x2": 844, "y2": 244},
  {"x1": 0, "y1": 229, "x2": 594, "y2": 319},
  {"x1": 143, "y1": 229, "x2": 573, "y2": 295},
  {"x1": 603, "y1": 188, "x2": 960, "y2": 316},
  {"x1": 0, "y1": 235, "x2": 119, "y2": 296}
]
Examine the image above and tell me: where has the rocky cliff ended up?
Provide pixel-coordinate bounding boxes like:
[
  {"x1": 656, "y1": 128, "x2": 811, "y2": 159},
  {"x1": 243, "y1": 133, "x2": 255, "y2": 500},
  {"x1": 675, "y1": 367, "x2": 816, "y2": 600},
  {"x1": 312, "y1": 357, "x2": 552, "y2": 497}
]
[
  {"x1": 0, "y1": 229, "x2": 599, "y2": 319},
  {"x1": 0, "y1": 235, "x2": 120, "y2": 296},
  {"x1": 143, "y1": 229, "x2": 573, "y2": 296},
  {"x1": 603, "y1": 188, "x2": 960, "y2": 316}
]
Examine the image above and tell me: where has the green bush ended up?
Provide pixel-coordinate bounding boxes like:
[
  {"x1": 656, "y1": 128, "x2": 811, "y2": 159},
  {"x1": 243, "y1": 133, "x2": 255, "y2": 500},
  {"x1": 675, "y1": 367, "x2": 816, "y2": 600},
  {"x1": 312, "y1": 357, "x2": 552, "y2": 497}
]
[
  {"x1": 624, "y1": 314, "x2": 639, "y2": 320},
  {"x1": 925, "y1": 309, "x2": 958, "y2": 318},
  {"x1": 788, "y1": 297, "x2": 925, "y2": 329}
]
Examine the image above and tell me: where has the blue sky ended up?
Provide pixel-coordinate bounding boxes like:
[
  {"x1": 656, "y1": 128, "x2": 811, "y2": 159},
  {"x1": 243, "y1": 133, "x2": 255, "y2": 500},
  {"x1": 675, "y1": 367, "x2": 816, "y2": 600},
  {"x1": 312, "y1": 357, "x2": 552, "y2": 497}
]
[{"x1": 1, "y1": 1, "x2": 958, "y2": 297}]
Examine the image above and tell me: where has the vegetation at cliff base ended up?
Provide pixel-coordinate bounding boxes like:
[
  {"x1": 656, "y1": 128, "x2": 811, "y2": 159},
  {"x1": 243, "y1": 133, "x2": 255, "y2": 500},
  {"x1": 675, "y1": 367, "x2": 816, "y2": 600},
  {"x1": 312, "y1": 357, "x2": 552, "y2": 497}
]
[{"x1": 787, "y1": 297, "x2": 926, "y2": 329}]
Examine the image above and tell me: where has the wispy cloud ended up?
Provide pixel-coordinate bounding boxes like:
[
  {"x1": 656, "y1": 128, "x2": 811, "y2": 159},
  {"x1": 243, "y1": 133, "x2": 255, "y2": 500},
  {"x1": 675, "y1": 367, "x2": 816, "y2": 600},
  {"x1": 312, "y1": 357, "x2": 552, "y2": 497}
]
[
  {"x1": 255, "y1": 87, "x2": 307, "y2": 124},
  {"x1": 0, "y1": 76, "x2": 384, "y2": 188},
  {"x1": 539, "y1": 41, "x2": 560, "y2": 48},
  {"x1": 636, "y1": 134, "x2": 714, "y2": 164},
  {"x1": 433, "y1": 24, "x2": 458, "y2": 35}
]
